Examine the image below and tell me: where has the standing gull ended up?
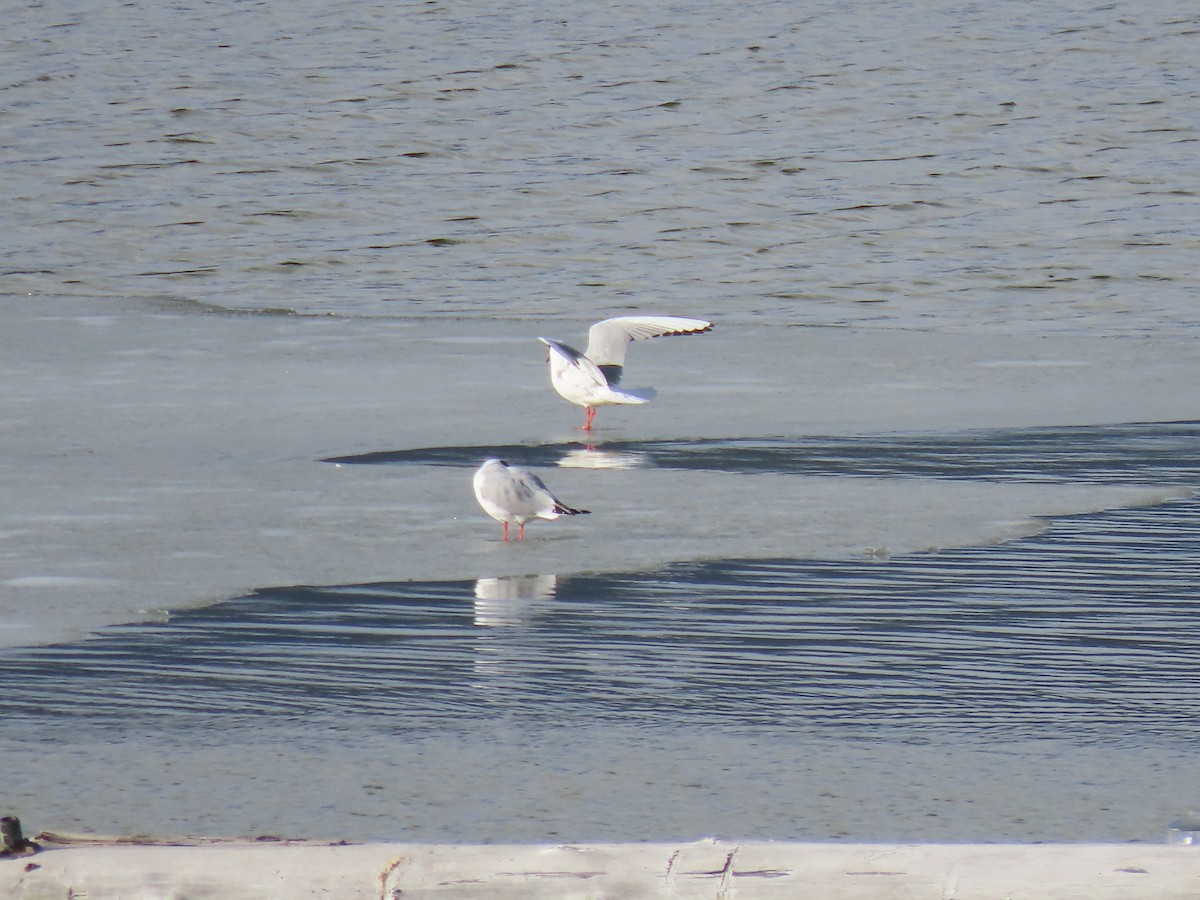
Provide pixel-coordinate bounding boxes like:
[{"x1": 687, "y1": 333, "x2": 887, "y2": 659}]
[
  {"x1": 472, "y1": 458, "x2": 590, "y2": 541},
  {"x1": 538, "y1": 316, "x2": 713, "y2": 431}
]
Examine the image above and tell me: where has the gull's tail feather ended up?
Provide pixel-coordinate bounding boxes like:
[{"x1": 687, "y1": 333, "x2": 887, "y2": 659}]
[{"x1": 554, "y1": 502, "x2": 591, "y2": 516}]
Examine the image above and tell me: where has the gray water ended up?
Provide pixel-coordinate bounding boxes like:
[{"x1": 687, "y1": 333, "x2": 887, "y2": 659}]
[
  {"x1": 4, "y1": 0, "x2": 1200, "y2": 845},
  {"x1": 5, "y1": 0, "x2": 1199, "y2": 332}
]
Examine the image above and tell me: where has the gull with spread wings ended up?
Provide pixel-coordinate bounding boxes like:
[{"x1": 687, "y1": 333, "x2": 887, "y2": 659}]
[{"x1": 538, "y1": 316, "x2": 713, "y2": 430}]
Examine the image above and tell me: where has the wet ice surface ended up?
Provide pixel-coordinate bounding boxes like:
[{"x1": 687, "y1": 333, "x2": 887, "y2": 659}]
[
  {"x1": 4, "y1": 298, "x2": 1198, "y2": 648},
  {"x1": 331, "y1": 423, "x2": 1200, "y2": 484}
]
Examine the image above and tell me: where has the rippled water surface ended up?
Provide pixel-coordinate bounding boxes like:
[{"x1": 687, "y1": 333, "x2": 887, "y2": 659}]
[
  {"x1": 5, "y1": 496, "x2": 1199, "y2": 742},
  {"x1": 5, "y1": 0, "x2": 1199, "y2": 332}
]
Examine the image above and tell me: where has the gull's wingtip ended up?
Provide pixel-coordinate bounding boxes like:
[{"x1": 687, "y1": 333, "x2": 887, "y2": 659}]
[
  {"x1": 678, "y1": 316, "x2": 714, "y2": 333},
  {"x1": 603, "y1": 315, "x2": 715, "y2": 339}
]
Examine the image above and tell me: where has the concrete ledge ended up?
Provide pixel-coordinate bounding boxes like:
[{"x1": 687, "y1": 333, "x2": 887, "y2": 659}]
[{"x1": 3, "y1": 836, "x2": 1198, "y2": 899}]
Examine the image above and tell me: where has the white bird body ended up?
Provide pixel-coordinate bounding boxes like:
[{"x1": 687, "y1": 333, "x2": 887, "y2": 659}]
[
  {"x1": 538, "y1": 316, "x2": 713, "y2": 430},
  {"x1": 472, "y1": 458, "x2": 589, "y2": 541}
]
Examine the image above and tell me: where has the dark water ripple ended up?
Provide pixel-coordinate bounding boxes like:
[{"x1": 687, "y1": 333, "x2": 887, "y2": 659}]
[
  {"x1": 324, "y1": 420, "x2": 1200, "y2": 484},
  {"x1": 3, "y1": 492, "x2": 1198, "y2": 746}
]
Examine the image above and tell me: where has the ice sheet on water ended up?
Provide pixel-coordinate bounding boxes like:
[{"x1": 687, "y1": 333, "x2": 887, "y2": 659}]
[{"x1": 1, "y1": 296, "x2": 1198, "y2": 648}]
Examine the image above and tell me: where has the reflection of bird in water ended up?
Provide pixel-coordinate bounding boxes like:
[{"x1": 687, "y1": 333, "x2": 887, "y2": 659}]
[
  {"x1": 475, "y1": 573, "x2": 558, "y2": 601},
  {"x1": 538, "y1": 316, "x2": 713, "y2": 431},
  {"x1": 472, "y1": 458, "x2": 590, "y2": 541},
  {"x1": 473, "y1": 574, "x2": 557, "y2": 627},
  {"x1": 556, "y1": 447, "x2": 649, "y2": 470}
]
